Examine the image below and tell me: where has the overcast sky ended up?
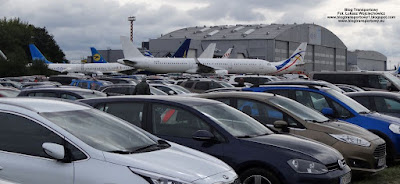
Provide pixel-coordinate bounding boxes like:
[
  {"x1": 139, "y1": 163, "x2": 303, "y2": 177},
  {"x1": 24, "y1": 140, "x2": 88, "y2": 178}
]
[{"x1": 1, "y1": 0, "x2": 399, "y2": 68}]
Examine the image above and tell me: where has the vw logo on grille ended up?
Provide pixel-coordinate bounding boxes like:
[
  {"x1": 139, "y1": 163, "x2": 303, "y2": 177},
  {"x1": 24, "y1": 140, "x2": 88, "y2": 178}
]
[
  {"x1": 223, "y1": 175, "x2": 229, "y2": 180},
  {"x1": 338, "y1": 159, "x2": 346, "y2": 170}
]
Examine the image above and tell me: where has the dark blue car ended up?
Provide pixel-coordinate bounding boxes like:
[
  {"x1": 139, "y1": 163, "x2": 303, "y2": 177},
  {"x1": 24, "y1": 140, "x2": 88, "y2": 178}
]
[
  {"x1": 80, "y1": 96, "x2": 351, "y2": 184},
  {"x1": 243, "y1": 85, "x2": 400, "y2": 163}
]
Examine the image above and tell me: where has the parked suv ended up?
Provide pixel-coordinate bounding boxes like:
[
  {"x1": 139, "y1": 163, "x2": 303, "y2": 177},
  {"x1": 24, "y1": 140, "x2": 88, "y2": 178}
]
[
  {"x1": 310, "y1": 71, "x2": 400, "y2": 91},
  {"x1": 0, "y1": 98, "x2": 238, "y2": 184},
  {"x1": 196, "y1": 92, "x2": 386, "y2": 173},
  {"x1": 80, "y1": 96, "x2": 351, "y2": 184},
  {"x1": 244, "y1": 85, "x2": 400, "y2": 163},
  {"x1": 180, "y1": 79, "x2": 226, "y2": 93}
]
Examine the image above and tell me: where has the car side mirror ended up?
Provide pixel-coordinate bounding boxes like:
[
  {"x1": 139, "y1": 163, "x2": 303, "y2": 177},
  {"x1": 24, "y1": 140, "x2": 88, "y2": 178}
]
[
  {"x1": 321, "y1": 107, "x2": 334, "y2": 117},
  {"x1": 273, "y1": 120, "x2": 289, "y2": 133},
  {"x1": 168, "y1": 91, "x2": 175, "y2": 95},
  {"x1": 192, "y1": 130, "x2": 215, "y2": 141},
  {"x1": 42, "y1": 142, "x2": 65, "y2": 160}
]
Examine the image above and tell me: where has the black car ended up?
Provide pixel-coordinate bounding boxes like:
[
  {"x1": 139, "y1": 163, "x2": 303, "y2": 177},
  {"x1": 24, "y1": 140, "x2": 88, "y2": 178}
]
[
  {"x1": 347, "y1": 91, "x2": 400, "y2": 118},
  {"x1": 18, "y1": 87, "x2": 106, "y2": 100},
  {"x1": 99, "y1": 84, "x2": 167, "y2": 96},
  {"x1": 80, "y1": 96, "x2": 351, "y2": 184}
]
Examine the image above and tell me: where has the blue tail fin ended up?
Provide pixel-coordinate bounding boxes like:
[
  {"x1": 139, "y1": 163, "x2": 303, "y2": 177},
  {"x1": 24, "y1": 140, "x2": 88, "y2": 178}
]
[
  {"x1": 90, "y1": 47, "x2": 107, "y2": 63},
  {"x1": 144, "y1": 50, "x2": 154, "y2": 58},
  {"x1": 29, "y1": 44, "x2": 52, "y2": 64},
  {"x1": 172, "y1": 39, "x2": 191, "y2": 58}
]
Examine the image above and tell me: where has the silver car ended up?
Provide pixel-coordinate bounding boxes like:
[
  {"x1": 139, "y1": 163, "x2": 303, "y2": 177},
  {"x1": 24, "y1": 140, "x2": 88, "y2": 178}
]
[{"x1": 0, "y1": 98, "x2": 237, "y2": 184}]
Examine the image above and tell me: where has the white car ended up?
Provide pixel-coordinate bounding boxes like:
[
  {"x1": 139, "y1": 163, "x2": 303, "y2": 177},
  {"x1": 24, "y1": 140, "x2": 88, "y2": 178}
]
[{"x1": 0, "y1": 98, "x2": 238, "y2": 184}]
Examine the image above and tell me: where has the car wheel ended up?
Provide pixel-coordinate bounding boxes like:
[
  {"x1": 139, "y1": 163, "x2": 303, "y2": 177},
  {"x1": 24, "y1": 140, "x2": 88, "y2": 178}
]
[{"x1": 240, "y1": 168, "x2": 281, "y2": 184}]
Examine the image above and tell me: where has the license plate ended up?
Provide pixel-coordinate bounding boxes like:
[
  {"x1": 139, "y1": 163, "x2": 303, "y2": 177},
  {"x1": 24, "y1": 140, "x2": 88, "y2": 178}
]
[
  {"x1": 378, "y1": 158, "x2": 386, "y2": 167},
  {"x1": 340, "y1": 172, "x2": 351, "y2": 184}
]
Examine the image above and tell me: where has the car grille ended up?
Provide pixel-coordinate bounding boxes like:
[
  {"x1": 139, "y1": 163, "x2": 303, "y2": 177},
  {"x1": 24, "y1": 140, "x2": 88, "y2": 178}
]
[
  {"x1": 374, "y1": 143, "x2": 386, "y2": 158},
  {"x1": 326, "y1": 159, "x2": 346, "y2": 171}
]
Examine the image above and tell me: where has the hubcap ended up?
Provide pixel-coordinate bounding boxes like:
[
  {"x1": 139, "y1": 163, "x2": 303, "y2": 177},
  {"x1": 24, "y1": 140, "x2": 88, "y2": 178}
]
[{"x1": 243, "y1": 175, "x2": 272, "y2": 184}]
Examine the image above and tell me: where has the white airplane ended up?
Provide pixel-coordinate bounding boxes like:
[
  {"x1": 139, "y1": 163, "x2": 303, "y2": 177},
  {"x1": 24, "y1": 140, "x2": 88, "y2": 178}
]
[
  {"x1": 118, "y1": 36, "x2": 307, "y2": 75},
  {"x1": 29, "y1": 44, "x2": 133, "y2": 73}
]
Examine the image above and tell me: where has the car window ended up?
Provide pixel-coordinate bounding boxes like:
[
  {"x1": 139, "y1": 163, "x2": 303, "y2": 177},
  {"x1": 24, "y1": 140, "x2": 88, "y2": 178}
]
[
  {"x1": 184, "y1": 81, "x2": 194, "y2": 88},
  {"x1": 352, "y1": 96, "x2": 372, "y2": 109},
  {"x1": 213, "y1": 98, "x2": 231, "y2": 105},
  {"x1": 194, "y1": 82, "x2": 209, "y2": 90},
  {"x1": 0, "y1": 112, "x2": 86, "y2": 161},
  {"x1": 295, "y1": 91, "x2": 314, "y2": 108},
  {"x1": 78, "y1": 82, "x2": 88, "y2": 88},
  {"x1": 368, "y1": 75, "x2": 388, "y2": 89},
  {"x1": 29, "y1": 92, "x2": 58, "y2": 98},
  {"x1": 98, "y1": 102, "x2": 144, "y2": 127},
  {"x1": 61, "y1": 93, "x2": 78, "y2": 100},
  {"x1": 267, "y1": 90, "x2": 290, "y2": 98},
  {"x1": 331, "y1": 101, "x2": 352, "y2": 119},
  {"x1": 309, "y1": 92, "x2": 329, "y2": 111},
  {"x1": 151, "y1": 103, "x2": 211, "y2": 138},
  {"x1": 383, "y1": 97, "x2": 400, "y2": 112}
]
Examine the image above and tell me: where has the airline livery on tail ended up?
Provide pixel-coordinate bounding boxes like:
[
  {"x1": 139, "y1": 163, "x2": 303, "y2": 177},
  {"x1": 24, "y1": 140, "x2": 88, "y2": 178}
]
[
  {"x1": 118, "y1": 36, "x2": 307, "y2": 75},
  {"x1": 29, "y1": 44, "x2": 133, "y2": 73}
]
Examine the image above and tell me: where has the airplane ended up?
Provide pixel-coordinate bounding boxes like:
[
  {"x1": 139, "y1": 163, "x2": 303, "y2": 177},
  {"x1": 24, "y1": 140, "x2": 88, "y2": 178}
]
[
  {"x1": 29, "y1": 44, "x2": 133, "y2": 73},
  {"x1": 90, "y1": 47, "x2": 107, "y2": 63},
  {"x1": 145, "y1": 39, "x2": 191, "y2": 58},
  {"x1": 221, "y1": 48, "x2": 233, "y2": 59},
  {"x1": 117, "y1": 36, "x2": 307, "y2": 75}
]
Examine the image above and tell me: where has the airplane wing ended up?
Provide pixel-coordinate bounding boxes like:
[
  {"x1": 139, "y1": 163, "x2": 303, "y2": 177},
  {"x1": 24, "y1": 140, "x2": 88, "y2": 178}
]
[{"x1": 194, "y1": 58, "x2": 228, "y2": 74}]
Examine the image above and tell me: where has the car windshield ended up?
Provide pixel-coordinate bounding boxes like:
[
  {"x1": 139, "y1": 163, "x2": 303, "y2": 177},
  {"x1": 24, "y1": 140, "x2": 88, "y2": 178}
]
[
  {"x1": 0, "y1": 89, "x2": 20, "y2": 97},
  {"x1": 194, "y1": 103, "x2": 273, "y2": 137},
  {"x1": 384, "y1": 73, "x2": 400, "y2": 88},
  {"x1": 170, "y1": 85, "x2": 191, "y2": 93},
  {"x1": 325, "y1": 88, "x2": 370, "y2": 113},
  {"x1": 41, "y1": 109, "x2": 157, "y2": 153},
  {"x1": 150, "y1": 87, "x2": 168, "y2": 95},
  {"x1": 75, "y1": 91, "x2": 107, "y2": 99},
  {"x1": 269, "y1": 96, "x2": 329, "y2": 122}
]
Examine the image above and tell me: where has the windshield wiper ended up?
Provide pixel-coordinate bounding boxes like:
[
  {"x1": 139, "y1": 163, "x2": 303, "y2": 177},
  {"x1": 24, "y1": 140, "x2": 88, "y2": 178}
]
[
  {"x1": 305, "y1": 119, "x2": 321, "y2": 123},
  {"x1": 108, "y1": 150, "x2": 134, "y2": 154},
  {"x1": 359, "y1": 111, "x2": 370, "y2": 114},
  {"x1": 132, "y1": 144, "x2": 159, "y2": 153},
  {"x1": 237, "y1": 135, "x2": 256, "y2": 138}
]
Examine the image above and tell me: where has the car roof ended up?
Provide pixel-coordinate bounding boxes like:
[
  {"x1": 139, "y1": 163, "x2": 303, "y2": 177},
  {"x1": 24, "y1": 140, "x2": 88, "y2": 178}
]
[
  {"x1": 21, "y1": 87, "x2": 97, "y2": 93},
  {"x1": 346, "y1": 91, "x2": 400, "y2": 97},
  {"x1": 0, "y1": 98, "x2": 90, "y2": 113},
  {"x1": 80, "y1": 95, "x2": 221, "y2": 106},
  {"x1": 196, "y1": 91, "x2": 276, "y2": 101}
]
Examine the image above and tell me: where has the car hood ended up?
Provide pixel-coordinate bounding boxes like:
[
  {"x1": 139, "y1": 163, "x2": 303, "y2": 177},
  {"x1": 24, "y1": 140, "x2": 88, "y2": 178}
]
[
  {"x1": 244, "y1": 134, "x2": 343, "y2": 165},
  {"x1": 102, "y1": 142, "x2": 234, "y2": 183},
  {"x1": 309, "y1": 120, "x2": 381, "y2": 141},
  {"x1": 362, "y1": 112, "x2": 400, "y2": 125}
]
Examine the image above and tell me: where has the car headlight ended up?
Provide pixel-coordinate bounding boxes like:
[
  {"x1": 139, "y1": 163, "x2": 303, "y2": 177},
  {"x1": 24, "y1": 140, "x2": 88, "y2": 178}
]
[
  {"x1": 330, "y1": 134, "x2": 371, "y2": 147},
  {"x1": 389, "y1": 124, "x2": 400, "y2": 134},
  {"x1": 129, "y1": 167, "x2": 188, "y2": 184},
  {"x1": 287, "y1": 159, "x2": 328, "y2": 174}
]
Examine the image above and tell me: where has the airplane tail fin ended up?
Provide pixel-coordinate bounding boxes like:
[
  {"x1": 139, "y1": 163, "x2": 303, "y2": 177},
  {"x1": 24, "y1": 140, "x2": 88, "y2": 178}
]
[
  {"x1": 120, "y1": 36, "x2": 145, "y2": 58},
  {"x1": 273, "y1": 42, "x2": 307, "y2": 73},
  {"x1": 144, "y1": 50, "x2": 154, "y2": 58},
  {"x1": 222, "y1": 48, "x2": 233, "y2": 59},
  {"x1": 172, "y1": 39, "x2": 191, "y2": 58},
  {"x1": 199, "y1": 43, "x2": 216, "y2": 58},
  {"x1": 29, "y1": 44, "x2": 53, "y2": 64},
  {"x1": 90, "y1": 47, "x2": 108, "y2": 63}
]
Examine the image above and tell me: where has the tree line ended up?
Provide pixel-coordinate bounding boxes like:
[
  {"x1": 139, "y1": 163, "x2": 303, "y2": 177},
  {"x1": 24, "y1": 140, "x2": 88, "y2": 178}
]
[{"x1": 0, "y1": 17, "x2": 65, "y2": 77}]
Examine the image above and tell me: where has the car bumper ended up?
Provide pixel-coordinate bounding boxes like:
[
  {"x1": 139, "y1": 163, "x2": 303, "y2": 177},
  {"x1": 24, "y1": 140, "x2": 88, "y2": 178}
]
[
  {"x1": 285, "y1": 167, "x2": 351, "y2": 184},
  {"x1": 331, "y1": 138, "x2": 386, "y2": 173}
]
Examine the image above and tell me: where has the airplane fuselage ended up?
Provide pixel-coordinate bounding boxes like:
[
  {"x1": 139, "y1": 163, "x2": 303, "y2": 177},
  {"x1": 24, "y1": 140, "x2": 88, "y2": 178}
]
[{"x1": 47, "y1": 63, "x2": 133, "y2": 73}]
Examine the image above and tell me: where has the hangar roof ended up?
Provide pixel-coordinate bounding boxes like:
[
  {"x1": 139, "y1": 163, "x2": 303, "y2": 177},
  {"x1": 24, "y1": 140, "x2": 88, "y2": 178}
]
[{"x1": 159, "y1": 23, "x2": 298, "y2": 40}]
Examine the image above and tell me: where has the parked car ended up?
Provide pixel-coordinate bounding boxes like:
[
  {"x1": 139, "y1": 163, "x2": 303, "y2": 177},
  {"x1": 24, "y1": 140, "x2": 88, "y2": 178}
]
[
  {"x1": 0, "y1": 87, "x2": 20, "y2": 97},
  {"x1": 70, "y1": 79, "x2": 113, "y2": 90},
  {"x1": 311, "y1": 71, "x2": 400, "y2": 91},
  {"x1": 347, "y1": 91, "x2": 400, "y2": 118},
  {"x1": 21, "y1": 81, "x2": 62, "y2": 89},
  {"x1": 204, "y1": 87, "x2": 244, "y2": 93},
  {"x1": 95, "y1": 77, "x2": 138, "y2": 84},
  {"x1": 335, "y1": 84, "x2": 365, "y2": 93},
  {"x1": 48, "y1": 75, "x2": 88, "y2": 85},
  {"x1": 180, "y1": 79, "x2": 227, "y2": 93},
  {"x1": 262, "y1": 80, "x2": 345, "y2": 93},
  {"x1": 150, "y1": 84, "x2": 193, "y2": 95},
  {"x1": 18, "y1": 87, "x2": 106, "y2": 100},
  {"x1": 99, "y1": 84, "x2": 167, "y2": 96},
  {"x1": 228, "y1": 75, "x2": 280, "y2": 87},
  {"x1": 243, "y1": 85, "x2": 400, "y2": 162},
  {"x1": 80, "y1": 96, "x2": 351, "y2": 184},
  {"x1": 196, "y1": 92, "x2": 386, "y2": 173},
  {"x1": 0, "y1": 81, "x2": 22, "y2": 89},
  {"x1": 0, "y1": 98, "x2": 238, "y2": 184}
]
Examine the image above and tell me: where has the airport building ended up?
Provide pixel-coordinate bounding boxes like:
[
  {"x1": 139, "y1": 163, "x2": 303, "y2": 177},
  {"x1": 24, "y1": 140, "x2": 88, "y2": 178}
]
[{"x1": 347, "y1": 50, "x2": 387, "y2": 71}]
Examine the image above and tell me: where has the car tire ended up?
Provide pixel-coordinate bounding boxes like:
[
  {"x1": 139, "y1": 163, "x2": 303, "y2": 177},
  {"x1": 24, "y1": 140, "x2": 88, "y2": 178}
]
[{"x1": 240, "y1": 168, "x2": 281, "y2": 184}]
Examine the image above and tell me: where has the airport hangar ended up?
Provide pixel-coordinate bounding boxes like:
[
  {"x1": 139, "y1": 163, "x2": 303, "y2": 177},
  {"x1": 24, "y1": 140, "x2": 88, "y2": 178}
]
[{"x1": 92, "y1": 23, "x2": 387, "y2": 73}]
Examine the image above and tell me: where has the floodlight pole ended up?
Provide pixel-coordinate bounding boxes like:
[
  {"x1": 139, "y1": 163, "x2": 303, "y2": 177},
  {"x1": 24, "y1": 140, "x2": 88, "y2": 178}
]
[{"x1": 128, "y1": 16, "x2": 136, "y2": 42}]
